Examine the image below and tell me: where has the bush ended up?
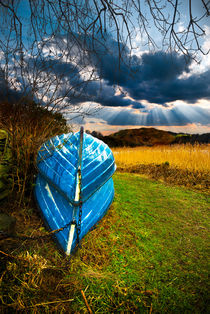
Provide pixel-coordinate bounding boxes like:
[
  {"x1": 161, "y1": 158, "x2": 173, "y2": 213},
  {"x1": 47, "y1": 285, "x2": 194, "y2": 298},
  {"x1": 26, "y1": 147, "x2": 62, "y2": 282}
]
[{"x1": 0, "y1": 101, "x2": 70, "y2": 207}]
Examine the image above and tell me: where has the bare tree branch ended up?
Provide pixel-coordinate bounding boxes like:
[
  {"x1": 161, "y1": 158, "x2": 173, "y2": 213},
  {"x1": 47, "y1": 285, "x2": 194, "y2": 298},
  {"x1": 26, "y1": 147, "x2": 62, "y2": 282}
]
[{"x1": 0, "y1": 0, "x2": 209, "y2": 113}]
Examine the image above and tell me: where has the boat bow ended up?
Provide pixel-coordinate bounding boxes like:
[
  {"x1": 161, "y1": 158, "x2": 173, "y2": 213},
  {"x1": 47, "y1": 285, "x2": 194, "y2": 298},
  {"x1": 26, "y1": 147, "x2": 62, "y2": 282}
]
[
  {"x1": 37, "y1": 129, "x2": 116, "y2": 204},
  {"x1": 35, "y1": 127, "x2": 116, "y2": 254}
]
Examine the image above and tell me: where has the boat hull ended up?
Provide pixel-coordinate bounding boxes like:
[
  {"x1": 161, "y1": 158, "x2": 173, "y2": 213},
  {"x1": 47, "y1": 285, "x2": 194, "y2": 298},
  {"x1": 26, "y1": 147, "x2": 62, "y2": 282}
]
[
  {"x1": 37, "y1": 132, "x2": 116, "y2": 205},
  {"x1": 34, "y1": 129, "x2": 116, "y2": 254},
  {"x1": 35, "y1": 174, "x2": 114, "y2": 254}
]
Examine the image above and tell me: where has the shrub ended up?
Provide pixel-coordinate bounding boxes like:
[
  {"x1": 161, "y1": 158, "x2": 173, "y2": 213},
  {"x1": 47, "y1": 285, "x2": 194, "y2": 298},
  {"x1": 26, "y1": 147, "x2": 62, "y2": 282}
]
[{"x1": 0, "y1": 101, "x2": 70, "y2": 207}]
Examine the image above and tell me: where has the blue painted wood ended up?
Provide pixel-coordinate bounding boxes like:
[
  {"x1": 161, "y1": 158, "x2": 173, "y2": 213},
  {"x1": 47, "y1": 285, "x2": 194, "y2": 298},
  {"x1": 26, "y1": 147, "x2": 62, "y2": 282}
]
[
  {"x1": 37, "y1": 131, "x2": 116, "y2": 204},
  {"x1": 35, "y1": 174, "x2": 114, "y2": 253},
  {"x1": 34, "y1": 130, "x2": 116, "y2": 254}
]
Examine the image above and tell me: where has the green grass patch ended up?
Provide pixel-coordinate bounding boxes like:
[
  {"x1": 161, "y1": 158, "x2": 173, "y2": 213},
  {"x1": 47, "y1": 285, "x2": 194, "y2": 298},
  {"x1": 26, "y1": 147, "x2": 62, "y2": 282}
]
[{"x1": 1, "y1": 173, "x2": 209, "y2": 312}]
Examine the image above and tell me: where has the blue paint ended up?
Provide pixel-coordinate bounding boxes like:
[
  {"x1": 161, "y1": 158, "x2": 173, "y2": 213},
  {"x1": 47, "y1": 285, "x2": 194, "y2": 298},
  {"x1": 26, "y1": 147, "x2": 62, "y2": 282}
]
[{"x1": 34, "y1": 130, "x2": 116, "y2": 254}]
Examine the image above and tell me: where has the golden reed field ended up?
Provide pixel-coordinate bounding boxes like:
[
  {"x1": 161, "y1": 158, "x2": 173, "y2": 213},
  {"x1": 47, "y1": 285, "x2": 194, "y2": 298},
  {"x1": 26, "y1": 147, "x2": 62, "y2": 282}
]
[{"x1": 112, "y1": 144, "x2": 210, "y2": 172}]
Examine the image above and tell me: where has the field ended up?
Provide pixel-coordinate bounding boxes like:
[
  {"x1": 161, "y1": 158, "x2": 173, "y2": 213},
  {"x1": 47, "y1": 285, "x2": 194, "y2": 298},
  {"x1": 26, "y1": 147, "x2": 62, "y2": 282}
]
[
  {"x1": 1, "y1": 173, "x2": 209, "y2": 313},
  {"x1": 113, "y1": 144, "x2": 210, "y2": 192},
  {"x1": 112, "y1": 144, "x2": 210, "y2": 172},
  {"x1": 1, "y1": 110, "x2": 210, "y2": 313}
]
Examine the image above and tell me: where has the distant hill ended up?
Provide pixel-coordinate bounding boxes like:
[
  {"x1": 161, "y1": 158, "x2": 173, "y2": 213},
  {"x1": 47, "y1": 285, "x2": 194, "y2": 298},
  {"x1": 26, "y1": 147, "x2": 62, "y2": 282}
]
[{"x1": 87, "y1": 128, "x2": 210, "y2": 147}]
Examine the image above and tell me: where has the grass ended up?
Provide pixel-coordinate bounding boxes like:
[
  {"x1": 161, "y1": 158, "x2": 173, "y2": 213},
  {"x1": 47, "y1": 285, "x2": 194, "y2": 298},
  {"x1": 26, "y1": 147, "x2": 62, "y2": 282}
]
[
  {"x1": 1, "y1": 104, "x2": 209, "y2": 311},
  {"x1": 113, "y1": 144, "x2": 210, "y2": 172},
  {"x1": 1, "y1": 173, "x2": 209, "y2": 313},
  {"x1": 113, "y1": 145, "x2": 210, "y2": 192}
]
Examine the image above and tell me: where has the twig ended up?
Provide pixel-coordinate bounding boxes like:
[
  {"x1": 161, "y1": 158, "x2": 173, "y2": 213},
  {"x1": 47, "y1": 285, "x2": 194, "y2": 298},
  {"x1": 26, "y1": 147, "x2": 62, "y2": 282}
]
[
  {"x1": 0, "y1": 249, "x2": 11, "y2": 258},
  {"x1": 0, "y1": 249, "x2": 26, "y2": 262},
  {"x1": 149, "y1": 303, "x2": 153, "y2": 314},
  {"x1": 27, "y1": 299, "x2": 74, "y2": 308},
  {"x1": 81, "y1": 289, "x2": 93, "y2": 314}
]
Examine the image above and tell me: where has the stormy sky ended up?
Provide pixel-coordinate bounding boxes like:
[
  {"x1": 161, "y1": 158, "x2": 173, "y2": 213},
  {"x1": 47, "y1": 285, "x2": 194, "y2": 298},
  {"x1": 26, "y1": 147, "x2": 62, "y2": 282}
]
[
  {"x1": 1, "y1": 1, "x2": 210, "y2": 135},
  {"x1": 64, "y1": 32, "x2": 210, "y2": 134}
]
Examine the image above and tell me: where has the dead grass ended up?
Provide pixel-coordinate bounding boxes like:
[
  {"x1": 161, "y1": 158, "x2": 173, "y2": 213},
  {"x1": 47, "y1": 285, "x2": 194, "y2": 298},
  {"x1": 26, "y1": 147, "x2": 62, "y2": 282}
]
[
  {"x1": 116, "y1": 163, "x2": 210, "y2": 191},
  {"x1": 113, "y1": 145, "x2": 210, "y2": 191},
  {"x1": 113, "y1": 144, "x2": 210, "y2": 172}
]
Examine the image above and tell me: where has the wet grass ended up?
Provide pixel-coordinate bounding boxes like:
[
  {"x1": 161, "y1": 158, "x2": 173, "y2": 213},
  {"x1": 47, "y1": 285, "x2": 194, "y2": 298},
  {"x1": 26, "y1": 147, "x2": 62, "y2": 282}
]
[{"x1": 0, "y1": 173, "x2": 209, "y2": 313}]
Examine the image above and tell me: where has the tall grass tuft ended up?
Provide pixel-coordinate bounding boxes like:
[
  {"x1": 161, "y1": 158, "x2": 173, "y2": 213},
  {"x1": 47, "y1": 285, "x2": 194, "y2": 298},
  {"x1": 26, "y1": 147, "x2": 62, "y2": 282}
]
[{"x1": 0, "y1": 101, "x2": 69, "y2": 207}]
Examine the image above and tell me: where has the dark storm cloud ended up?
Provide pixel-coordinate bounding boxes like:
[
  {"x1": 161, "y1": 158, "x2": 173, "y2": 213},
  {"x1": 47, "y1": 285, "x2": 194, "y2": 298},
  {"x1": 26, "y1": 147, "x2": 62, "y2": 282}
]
[
  {"x1": 0, "y1": 69, "x2": 30, "y2": 102},
  {"x1": 131, "y1": 102, "x2": 145, "y2": 109},
  {"x1": 86, "y1": 37, "x2": 210, "y2": 105},
  {"x1": 97, "y1": 94, "x2": 144, "y2": 108},
  {"x1": 139, "y1": 52, "x2": 190, "y2": 81},
  {"x1": 26, "y1": 56, "x2": 81, "y2": 82},
  {"x1": 12, "y1": 32, "x2": 209, "y2": 110},
  {"x1": 126, "y1": 67, "x2": 210, "y2": 104},
  {"x1": 59, "y1": 77, "x2": 144, "y2": 109},
  {"x1": 23, "y1": 38, "x2": 145, "y2": 109},
  {"x1": 65, "y1": 43, "x2": 209, "y2": 108},
  {"x1": 96, "y1": 50, "x2": 191, "y2": 87}
]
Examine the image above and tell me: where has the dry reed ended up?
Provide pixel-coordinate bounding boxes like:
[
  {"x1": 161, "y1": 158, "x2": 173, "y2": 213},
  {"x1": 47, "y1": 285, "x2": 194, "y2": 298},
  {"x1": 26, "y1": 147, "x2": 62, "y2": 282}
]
[{"x1": 113, "y1": 144, "x2": 210, "y2": 172}]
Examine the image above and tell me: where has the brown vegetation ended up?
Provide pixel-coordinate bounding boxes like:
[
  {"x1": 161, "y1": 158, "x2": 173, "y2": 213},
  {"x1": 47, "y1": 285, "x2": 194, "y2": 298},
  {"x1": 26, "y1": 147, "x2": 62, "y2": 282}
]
[
  {"x1": 0, "y1": 101, "x2": 69, "y2": 206},
  {"x1": 117, "y1": 163, "x2": 210, "y2": 192},
  {"x1": 113, "y1": 144, "x2": 210, "y2": 191}
]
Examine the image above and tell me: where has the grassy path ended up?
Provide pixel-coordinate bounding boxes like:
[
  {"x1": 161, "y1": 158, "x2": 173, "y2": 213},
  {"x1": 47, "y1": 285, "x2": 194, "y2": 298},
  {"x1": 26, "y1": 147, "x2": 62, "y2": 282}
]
[
  {"x1": 79, "y1": 173, "x2": 209, "y2": 313},
  {"x1": 1, "y1": 173, "x2": 209, "y2": 313}
]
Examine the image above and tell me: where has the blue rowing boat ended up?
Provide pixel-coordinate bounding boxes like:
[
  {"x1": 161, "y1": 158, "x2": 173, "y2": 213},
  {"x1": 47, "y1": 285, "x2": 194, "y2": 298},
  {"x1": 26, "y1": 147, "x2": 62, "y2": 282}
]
[{"x1": 34, "y1": 127, "x2": 116, "y2": 254}]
